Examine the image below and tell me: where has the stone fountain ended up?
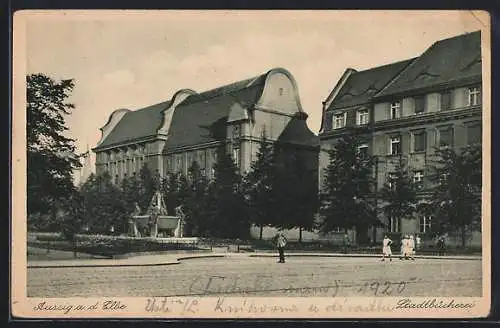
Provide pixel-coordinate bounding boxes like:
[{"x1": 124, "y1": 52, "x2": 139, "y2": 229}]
[{"x1": 129, "y1": 191, "x2": 184, "y2": 238}]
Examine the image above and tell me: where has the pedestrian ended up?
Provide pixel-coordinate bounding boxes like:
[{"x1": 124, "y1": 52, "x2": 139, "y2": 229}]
[
  {"x1": 381, "y1": 235, "x2": 392, "y2": 262},
  {"x1": 399, "y1": 235, "x2": 407, "y2": 260},
  {"x1": 415, "y1": 234, "x2": 421, "y2": 252},
  {"x1": 408, "y1": 235, "x2": 415, "y2": 260},
  {"x1": 343, "y1": 233, "x2": 350, "y2": 254},
  {"x1": 437, "y1": 235, "x2": 446, "y2": 256},
  {"x1": 275, "y1": 232, "x2": 287, "y2": 263}
]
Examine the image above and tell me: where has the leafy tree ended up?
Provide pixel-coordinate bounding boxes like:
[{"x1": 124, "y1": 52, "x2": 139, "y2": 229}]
[
  {"x1": 120, "y1": 174, "x2": 143, "y2": 224},
  {"x1": 243, "y1": 133, "x2": 279, "y2": 240},
  {"x1": 161, "y1": 167, "x2": 203, "y2": 236},
  {"x1": 205, "y1": 147, "x2": 250, "y2": 238},
  {"x1": 184, "y1": 161, "x2": 209, "y2": 236},
  {"x1": 427, "y1": 144, "x2": 482, "y2": 247},
  {"x1": 79, "y1": 172, "x2": 127, "y2": 234},
  {"x1": 137, "y1": 164, "x2": 157, "y2": 211},
  {"x1": 379, "y1": 156, "x2": 418, "y2": 235},
  {"x1": 61, "y1": 189, "x2": 86, "y2": 257},
  {"x1": 274, "y1": 149, "x2": 318, "y2": 243},
  {"x1": 319, "y1": 133, "x2": 378, "y2": 243},
  {"x1": 27, "y1": 74, "x2": 81, "y2": 222}
]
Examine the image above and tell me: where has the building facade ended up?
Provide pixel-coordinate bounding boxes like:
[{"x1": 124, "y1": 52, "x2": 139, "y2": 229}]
[
  {"x1": 319, "y1": 31, "x2": 482, "y2": 245},
  {"x1": 93, "y1": 67, "x2": 319, "y2": 187}
]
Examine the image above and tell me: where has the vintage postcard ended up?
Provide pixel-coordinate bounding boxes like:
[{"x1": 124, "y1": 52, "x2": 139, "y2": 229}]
[{"x1": 12, "y1": 10, "x2": 491, "y2": 319}]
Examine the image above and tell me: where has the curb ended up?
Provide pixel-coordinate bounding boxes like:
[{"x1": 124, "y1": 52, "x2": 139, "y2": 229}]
[
  {"x1": 28, "y1": 252, "x2": 480, "y2": 268},
  {"x1": 27, "y1": 254, "x2": 227, "y2": 269},
  {"x1": 28, "y1": 261, "x2": 181, "y2": 269}
]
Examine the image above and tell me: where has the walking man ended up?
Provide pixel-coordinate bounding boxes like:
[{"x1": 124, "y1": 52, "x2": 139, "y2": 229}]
[
  {"x1": 381, "y1": 235, "x2": 393, "y2": 262},
  {"x1": 276, "y1": 232, "x2": 287, "y2": 263}
]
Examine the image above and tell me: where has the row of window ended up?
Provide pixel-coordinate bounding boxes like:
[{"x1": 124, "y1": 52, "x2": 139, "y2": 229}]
[
  {"x1": 100, "y1": 145, "x2": 148, "y2": 162},
  {"x1": 354, "y1": 124, "x2": 480, "y2": 158},
  {"x1": 330, "y1": 86, "x2": 481, "y2": 130},
  {"x1": 389, "y1": 216, "x2": 432, "y2": 234},
  {"x1": 387, "y1": 170, "x2": 425, "y2": 190},
  {"x1": 105, "y1": 157, "x2": 146, "y2": 175},
  {"x1": 387, "y1": 124, "x2": 480, "y2": 156}
]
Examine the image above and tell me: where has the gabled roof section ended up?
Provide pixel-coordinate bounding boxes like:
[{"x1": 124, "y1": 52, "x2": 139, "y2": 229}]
[
  {"x1": 164, "y1": 74, "x2": 267, "y2": 151},
  {"x1": 95, "y1": 100, "x2": 171, "y2": 149},
  {"x1": 327, "y1": 58, "x2": 415, "y2": 111},
  {"x1": 376, "y1": 31, "x2": 482, "y2": 98},
  {"x1": 277, "y1": 114, "x2": 319, "y2": 148}
]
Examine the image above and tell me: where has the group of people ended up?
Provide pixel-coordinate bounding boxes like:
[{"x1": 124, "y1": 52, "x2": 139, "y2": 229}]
[
  {"x1": 273, "y1": 231, "x2": 446, "y2": 264},
  {"x1": 381, "y1": 234, "x2": 421, "y2": 262}
]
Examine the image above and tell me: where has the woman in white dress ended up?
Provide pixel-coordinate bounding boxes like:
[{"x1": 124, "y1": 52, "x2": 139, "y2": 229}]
[{"x1": 381, "y1": 235, "x2": 392, "y2": 262}]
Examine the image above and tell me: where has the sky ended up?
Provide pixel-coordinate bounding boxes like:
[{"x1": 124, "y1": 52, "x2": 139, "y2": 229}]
[{"x1": 21, "y1": 10, "x2": 486, "y2": 178}]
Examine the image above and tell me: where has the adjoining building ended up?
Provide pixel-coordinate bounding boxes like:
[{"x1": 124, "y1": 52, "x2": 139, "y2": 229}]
[
  {"x1": 93, "y1": 67, "x2": 319, "y2": 187},
  {"x1": 319, "y1": 31, "x2": 482, "y2": 246}
]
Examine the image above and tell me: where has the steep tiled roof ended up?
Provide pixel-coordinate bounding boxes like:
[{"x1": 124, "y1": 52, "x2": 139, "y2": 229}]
[
  {"x1": 327, "y1": 58, "x2": 415, "y2": 110},
  {"x1": 277, "y1": 115, "x2": 320, "y2": 148},
  {"x1": 376, "y1": 31, "x2": 481, "y2": 98},
  {"x1": 164, "y1": 75, "x2": 267, "y2": 151},
  {"x1": 96, "y1": 100, "x2": 171, "y2": 149}
]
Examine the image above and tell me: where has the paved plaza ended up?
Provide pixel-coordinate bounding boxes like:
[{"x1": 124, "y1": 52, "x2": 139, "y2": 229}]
[{"x1": 27, "y1": 254, "x2": 482, "y2": 298}]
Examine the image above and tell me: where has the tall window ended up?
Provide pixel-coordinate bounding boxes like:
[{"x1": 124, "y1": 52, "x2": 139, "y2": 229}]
[
  {"x1": 388, "y1": 173, "x2": 397, "y2": 190},
  {"x1": 468, "y1": 87, "x2": 481, "y2": 106},
  {"x1": 390, "y1": 101, "x2": 401, "y2": 119},
  {"x1": 440, "y1": 173, "x2": 450, "y2": 185},
  {"x1": 232, "y1": 147, "x2": 240, "y2": 167},
  {"x1": 176, "y1": 155, "x2": 182, "y2": 172},
  {"x1": 414, "y1": 95, "x2": 425, "y2": 114},
  {"x1": 357, "y1": 109, "x2": 369, "y2": 125},
  {"x1": 441, "y1": 91, "x2": 452, "y2": 110},
  {"x1": 438, "y1": 126, "x2": 454, "y2": 148},
  {"x1": 412, "y1": 130, "x2": 426, "y2": 152},
  {"x1": 333, "y1": 112, "x2": 347, "y2": 129},
  {"x1": 389, "y1": 136, "x2": 401, "y2": 155},
  {"x1": 389, "y1": 216, "x2": 400, "y2": 233},
  {"x1": 357, "y1": 143, "x2": 369, "y2": 158},
  {"x1": 466, "y1": 123, "x2": 481, "y2": 144},
  {"x1": 232, "y1": 125, "x2": 241, "y2": 139},
  {"x1": 419, "y1": 216, "x2": 432, "y2": 233},
  {"x1": 414, "y1": 170, "x2": 424, "y2": 190}
]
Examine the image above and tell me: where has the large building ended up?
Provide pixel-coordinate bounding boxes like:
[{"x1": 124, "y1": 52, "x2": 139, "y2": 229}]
[
  {"x1": 93, "y1": 67, "x2": 319, "y2": 186},
  {"x1": 319, "y1": 31, "x2": 482, "y2": 245}
]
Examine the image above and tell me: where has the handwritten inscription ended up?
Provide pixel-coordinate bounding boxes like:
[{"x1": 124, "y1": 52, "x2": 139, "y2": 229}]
[
  {"x1": 214, "y1": 297, "x2": 299, "y2": 313},
  {"x1": 33, "y1": 300, "x2": 127, "y2": 314},
  {"x1": 145, "y1": 298, "x2": 199, "y2": 314},
  {"x1": 395, "y1": 298, "x2": 476, "y2": 309},
  {"x1": 184, "y1": 274, "x2": 410, "y2": 297}
]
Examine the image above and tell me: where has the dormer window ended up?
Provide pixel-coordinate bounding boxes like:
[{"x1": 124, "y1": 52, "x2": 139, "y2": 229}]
[
  {"x1": 232, "y1": 125, "x2": 241, "y2": 139},
  {"x1": 333, "y1": 112, "x2": 347, "y2": 129},
  {"x1": 468, "y1": 87, "x2": 481, "y2": 106},
  {"x1": 356, "y1": 109, "x2": 369, "y2": 125},
  {"x1": 390, "y1": 101, "x2": 401, "y2": 119}
]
